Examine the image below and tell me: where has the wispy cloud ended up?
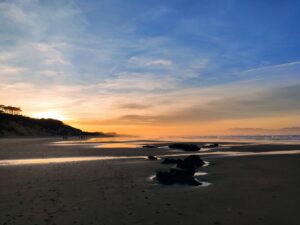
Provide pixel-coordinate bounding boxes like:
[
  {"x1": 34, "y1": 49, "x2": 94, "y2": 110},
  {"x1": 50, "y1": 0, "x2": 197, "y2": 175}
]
[
  {"x1": 95, "y1": 72, "x2": 179, "y2": 92},
  {"x1": 34, "y1": 43, "x2": 69, "y2": 65},
  {"x1": 146, "y1": 60, "x2": 173, "y2": 67},
  {"x1": 239, "y1": 61, "x2": 300, "y2": 77},
  {"x1": 117, "y1": 103, "x2": 152, "y2": 110},
  {"x1": 0, "y1": 64, "x2": 25, "y2": 75},
  {"x1": 128, "y1": 56, "x2": 173, "y2": 67},
  {"x1": 0, "y1": 0, "x2": 84, "y2": 85}
]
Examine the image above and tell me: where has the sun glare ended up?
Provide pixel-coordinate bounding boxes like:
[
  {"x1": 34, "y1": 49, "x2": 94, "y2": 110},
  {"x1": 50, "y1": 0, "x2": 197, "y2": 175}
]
[{"x1": 32, "y1": 111, "x2": 66, "y2": 121}]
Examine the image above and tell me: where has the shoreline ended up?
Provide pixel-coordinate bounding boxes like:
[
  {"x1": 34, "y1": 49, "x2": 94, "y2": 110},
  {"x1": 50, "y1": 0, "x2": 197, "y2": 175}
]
[
  {"x1": 0, "y1": 138, "x2": 300, "y2": 225},
  {"x1": 1, "y1": 137, "x2": 300, "y2": 160}
]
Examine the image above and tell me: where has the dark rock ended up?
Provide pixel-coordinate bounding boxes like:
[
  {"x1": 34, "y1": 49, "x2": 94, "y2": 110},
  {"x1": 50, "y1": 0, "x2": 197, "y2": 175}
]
[
  {"x1": 148, "y1": 155, "x2": 158, "y2": 160},
  {"x1": 156, "y1": 168, "x2": 201, "y2": 186},
  {"x1": 168, "y1": 143, "x2": 200, "y2": 151},
  {"x1": 202, "y1": 143, "x2": 219, "y2": 148},
  {"x1": 156, "y1": 171, "x2": 174, "y2": 185},
  {"x1": 170, "y1": 168, "x2": 195, "y2": 176},
  {"x1": 161, "y1": 158, "x2": 183, "y2": 164},
  {"x1": 142, "y1": 145, "x2": 157, "y2": 148},
  {"x1": 177, "y1": 155, "x2": 204, "y2": 170}
]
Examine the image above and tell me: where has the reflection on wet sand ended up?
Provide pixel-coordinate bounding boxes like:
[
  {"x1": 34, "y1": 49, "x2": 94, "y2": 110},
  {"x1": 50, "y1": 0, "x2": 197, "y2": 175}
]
[
  {"x1": 52, "y1": 142, "x2": 152, "y2": 148},
  {"x1": 199, "y1": 150, "x2": 300, "y2": 158},
  {"x1": 52, "y1": 138, "x2": 170, "y2": 148},
  {"x1": 0, "y1": 156, "x2": 147, "y2": 166},
  {"x1": 156, "y1": 150, "x2": 300, "y2": 159},
  {"x1": 0, "y1": 150, "x2": 300, "y2": 166}
]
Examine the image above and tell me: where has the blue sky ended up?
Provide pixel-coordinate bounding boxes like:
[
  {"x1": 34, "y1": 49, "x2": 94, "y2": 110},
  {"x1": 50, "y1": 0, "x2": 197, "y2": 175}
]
[
  {"x1": 0, "y1": 0, "x2": 300, "y2": 135},
  {"x1": 79, "y1": 0, "x2": 300, "y2": 80}
]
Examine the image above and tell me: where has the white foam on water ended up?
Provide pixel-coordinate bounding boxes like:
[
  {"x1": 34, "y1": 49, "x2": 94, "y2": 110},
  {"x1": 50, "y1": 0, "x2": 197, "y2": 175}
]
[{"x1": 194, "y1": 171, "x2": 208, "y2": 176}]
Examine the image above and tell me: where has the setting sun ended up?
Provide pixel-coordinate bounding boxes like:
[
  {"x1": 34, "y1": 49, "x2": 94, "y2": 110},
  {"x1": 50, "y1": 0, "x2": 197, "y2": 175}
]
[{"x1": 31, "y1": 111, "x2": 66, "y2": 121}]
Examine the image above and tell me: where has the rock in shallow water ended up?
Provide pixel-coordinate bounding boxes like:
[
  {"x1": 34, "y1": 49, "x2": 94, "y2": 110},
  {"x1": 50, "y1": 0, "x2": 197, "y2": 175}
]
[
  {"x1": 156, "y1": 155, "x2": 205, "y2": 186},
  {"x1": 156, "y1": 168, "x2": 201, "y2": 186},
  {"x1": 168, "y1": 143, "x2": 200, "y2": 151},
  {"x1": 177, "y1": 155, "x2": 205, "y2": 170}
]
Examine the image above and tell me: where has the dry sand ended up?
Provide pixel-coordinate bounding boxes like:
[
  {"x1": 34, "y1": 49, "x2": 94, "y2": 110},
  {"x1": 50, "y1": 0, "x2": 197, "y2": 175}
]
[{"x1": 0, "y1": 138, "x2": 300, "y2": 225}]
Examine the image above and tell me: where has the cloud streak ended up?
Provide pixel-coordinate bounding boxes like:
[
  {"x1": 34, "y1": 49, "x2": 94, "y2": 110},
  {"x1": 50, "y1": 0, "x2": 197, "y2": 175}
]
[
  {"x1": 99, "y1": 84, "x2": 300, "y2": 125},
  {"x1": 117, "y1": 103, "x2": 152, "y2": 110},
  {"x1": 0, "y1": 64, "x2": 25, "y2": 75}
]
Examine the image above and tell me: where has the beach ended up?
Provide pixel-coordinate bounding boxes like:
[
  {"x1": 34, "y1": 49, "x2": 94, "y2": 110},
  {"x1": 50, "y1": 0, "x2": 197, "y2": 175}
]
[{"x1": 0, "y1": 138, "x2": 300, "y2": 225}]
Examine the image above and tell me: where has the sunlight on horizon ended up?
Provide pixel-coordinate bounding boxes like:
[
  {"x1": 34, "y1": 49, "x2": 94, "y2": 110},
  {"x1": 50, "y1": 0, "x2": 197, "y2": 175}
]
[{"x1": 31, "y1": 111, "x2": 67, "y2": 121}]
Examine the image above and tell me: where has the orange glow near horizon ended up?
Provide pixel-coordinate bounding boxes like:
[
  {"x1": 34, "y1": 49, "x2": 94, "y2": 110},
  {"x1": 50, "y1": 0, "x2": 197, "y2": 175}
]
[
  {"x1": 67, "y1": 115, "x2": 300, "y2": 137},
  {"x1": 5, "y1": 78, "x2": 300, "y2": 137}
]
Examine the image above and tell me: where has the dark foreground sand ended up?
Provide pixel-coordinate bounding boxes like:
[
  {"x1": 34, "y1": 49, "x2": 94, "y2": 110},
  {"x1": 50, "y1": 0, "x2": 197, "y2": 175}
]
[{"x1": 0, "y1": 138, "x2": 300, "y2": 225}]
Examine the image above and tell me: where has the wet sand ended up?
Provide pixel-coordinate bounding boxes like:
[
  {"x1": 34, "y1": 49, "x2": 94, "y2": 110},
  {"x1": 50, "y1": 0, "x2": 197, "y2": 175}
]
[{"x1": 0, "y1": 138, "x2": 300, "y2": 225}]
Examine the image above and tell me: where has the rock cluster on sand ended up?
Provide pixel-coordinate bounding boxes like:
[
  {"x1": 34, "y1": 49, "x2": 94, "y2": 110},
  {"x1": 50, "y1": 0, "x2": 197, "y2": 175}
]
[
  {"x1": 168, "y1": 143, "x2": 200, "y2": 151},
  {"x1": 177, "y1": 155, "x2": 205, "y2": 170},
  {"x1": 156, "y1": 155, "x2": 205, "y2": 186}
]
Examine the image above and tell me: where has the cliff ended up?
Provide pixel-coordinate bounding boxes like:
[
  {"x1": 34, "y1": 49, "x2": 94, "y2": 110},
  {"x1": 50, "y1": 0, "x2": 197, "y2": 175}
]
[{"x1": 0, "y1": 112, "x2": 114, "y2": 137}]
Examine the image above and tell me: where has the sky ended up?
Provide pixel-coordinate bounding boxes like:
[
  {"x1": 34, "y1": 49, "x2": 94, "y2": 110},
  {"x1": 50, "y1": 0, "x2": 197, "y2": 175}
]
[{"x1": 0, "y1": 0, "x2": 300, "y2": 136}]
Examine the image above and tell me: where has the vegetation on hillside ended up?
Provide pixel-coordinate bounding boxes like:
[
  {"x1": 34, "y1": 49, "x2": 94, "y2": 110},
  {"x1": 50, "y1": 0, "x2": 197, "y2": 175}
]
[
  {"x1": 0, "y1": 105, "x2": 116, "y2": 137},
  {"x1": 0, "y1": 105, "x2": 22, "y2": 115}
]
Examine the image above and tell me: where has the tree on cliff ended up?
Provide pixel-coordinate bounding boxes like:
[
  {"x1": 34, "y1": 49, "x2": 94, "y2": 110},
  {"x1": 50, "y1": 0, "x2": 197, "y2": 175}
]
[{"x1": 0, "y1": 105, "x2": 22, "y2": 115}]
